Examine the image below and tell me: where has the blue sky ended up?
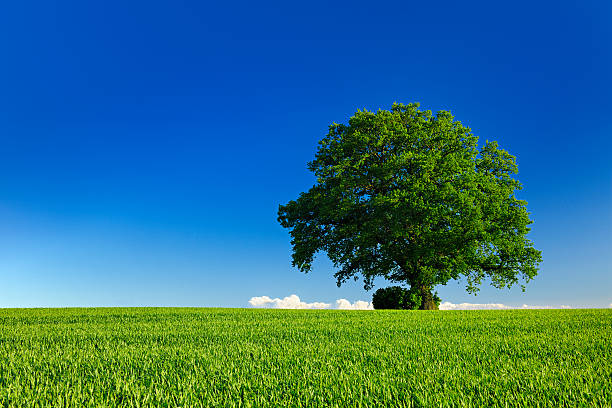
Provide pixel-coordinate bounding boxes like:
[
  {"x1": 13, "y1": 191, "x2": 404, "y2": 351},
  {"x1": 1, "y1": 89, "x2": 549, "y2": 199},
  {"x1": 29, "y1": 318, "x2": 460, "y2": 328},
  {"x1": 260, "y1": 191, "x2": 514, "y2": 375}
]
[{"x1": 1, "y1": 0, "x2": 610, "y2": 308}]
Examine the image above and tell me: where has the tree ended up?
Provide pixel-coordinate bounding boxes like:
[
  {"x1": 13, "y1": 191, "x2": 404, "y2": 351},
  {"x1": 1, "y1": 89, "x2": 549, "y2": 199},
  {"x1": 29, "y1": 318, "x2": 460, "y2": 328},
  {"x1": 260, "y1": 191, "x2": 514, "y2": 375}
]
[{"x1": 278, "y1": 103, "x2": 542, "y2": 310}]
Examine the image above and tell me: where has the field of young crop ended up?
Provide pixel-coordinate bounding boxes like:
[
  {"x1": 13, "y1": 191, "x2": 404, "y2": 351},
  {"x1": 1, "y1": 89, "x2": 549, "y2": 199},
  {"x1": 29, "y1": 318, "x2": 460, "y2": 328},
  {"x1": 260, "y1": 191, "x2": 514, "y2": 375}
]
[{"x1": 0, "y1": 308, "x2": 610, "y2": 407}]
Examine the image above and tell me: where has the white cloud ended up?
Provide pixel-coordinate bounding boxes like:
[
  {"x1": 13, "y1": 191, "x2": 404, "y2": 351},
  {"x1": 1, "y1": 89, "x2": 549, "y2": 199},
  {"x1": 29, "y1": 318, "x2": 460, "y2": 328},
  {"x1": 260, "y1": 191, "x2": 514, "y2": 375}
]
[
  {"x1": 248, "y1": 294, "x2": 373, "y2": 310},
  {"x1": 609, "y1": 303, "x2": 612, "y2": 308},
  {"x1": 439, "y1": 302, "x2": 511, "y2": 310},
  {"x1": 248, "y1": 296, "x2": 275, "y2": 307},
  {"x1": 249, "y1": 296, "x2": 582, "y2": 311},
  {"x1": 440, "y1": 302, "x2": 575, "y2": 310},
  {"x1": 335, "y1": 299, "x2": 374, "y2": 310},
  {"x1": 520, "y1": 304, "x2": 556, "y2": 309},
  {"x1": 248, "y1": 294, "x2": 330, "y2": 309}
]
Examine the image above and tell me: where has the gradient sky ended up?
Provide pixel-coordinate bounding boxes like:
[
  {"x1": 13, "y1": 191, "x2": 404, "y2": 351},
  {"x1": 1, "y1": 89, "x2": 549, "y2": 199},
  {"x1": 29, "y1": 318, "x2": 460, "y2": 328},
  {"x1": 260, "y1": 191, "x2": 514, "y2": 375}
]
[{"x1": 1, "y1": 0, "x2": 610, "y2": 308}]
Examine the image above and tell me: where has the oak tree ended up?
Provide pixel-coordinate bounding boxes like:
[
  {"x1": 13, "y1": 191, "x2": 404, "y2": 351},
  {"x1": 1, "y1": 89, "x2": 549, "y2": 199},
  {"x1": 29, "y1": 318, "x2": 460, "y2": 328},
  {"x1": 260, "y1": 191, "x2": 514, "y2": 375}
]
[{"x1": 278, "y1": 103, "x2": 542, "y2": 309}]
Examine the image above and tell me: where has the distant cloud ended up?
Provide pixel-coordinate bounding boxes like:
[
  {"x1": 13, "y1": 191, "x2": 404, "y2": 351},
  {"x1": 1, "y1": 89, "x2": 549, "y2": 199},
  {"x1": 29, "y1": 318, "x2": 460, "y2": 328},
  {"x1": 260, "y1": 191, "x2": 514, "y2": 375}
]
[
  {"x1": 519, "y1": 304, "x2": 556, "y2": 309},
  {"x1": 248, "y1": 294, "x2": 330, "y2": 309},
  {"x1": 440, "y1": 302, "x2": 576, "y2": 310},
  {"x1": 439, "y1": 302, "x2": 510, "y2": 310},
  {"x1": 609, "y1": 303, "x2": 612, "y2": 308},
  {"x1": 249, "y1": 296, "x2": 586, "y2": 311},
  {"x1": 248, "y1": 294, "x2": 373, "y2": 310},
  {"x1": 335, "y1": 299, "x2": 374, "y2": 310}
]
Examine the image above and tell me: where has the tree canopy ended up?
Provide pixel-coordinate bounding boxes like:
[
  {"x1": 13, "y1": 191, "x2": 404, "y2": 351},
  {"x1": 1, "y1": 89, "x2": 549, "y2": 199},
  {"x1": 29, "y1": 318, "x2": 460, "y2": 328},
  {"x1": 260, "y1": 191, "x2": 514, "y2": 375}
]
[{"x1": 278, "y1": 103, "x2": 542, "y2": 309}]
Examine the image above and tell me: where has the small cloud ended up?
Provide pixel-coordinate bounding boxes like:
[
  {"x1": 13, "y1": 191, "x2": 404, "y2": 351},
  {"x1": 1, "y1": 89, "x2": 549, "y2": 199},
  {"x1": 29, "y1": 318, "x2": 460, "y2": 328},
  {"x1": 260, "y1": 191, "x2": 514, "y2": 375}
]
[
  {"x1": 248, "y1": 295, "x2": 373, "y2": 310},
  {"x1": 520, "y1": 304, "x2": 562, "y2": 309},
  {"x1": 335, "y1": 299, "x2": 374, "y2": 310},
  {"x1": 249, "y1": 296, "x2": 579, "y2": 311},
  {"x1": 609, "y1": 303, "x2": 612, "y2": 309},
  {"x1": 439, "y1": 302, "x2": 511, "y2": 310},
  {"x1": 248, "y1": 295, "x2": 273, "y2": 307},
  {"x1": 248, "y1": 294, "x2": 330, "y2": 309},
  {"x1": 440, "y1": 302, "x2": 575, "y2": 310}
]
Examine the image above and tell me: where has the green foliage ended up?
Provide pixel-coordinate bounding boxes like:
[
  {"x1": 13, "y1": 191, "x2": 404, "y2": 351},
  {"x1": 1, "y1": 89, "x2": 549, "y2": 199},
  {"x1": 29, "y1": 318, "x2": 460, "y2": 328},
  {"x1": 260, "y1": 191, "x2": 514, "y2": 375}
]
[
  {"x1": 372, "y1": 286, "x2": 414, "y2": 309},
  {"x1": 278, "y1": 103, "x2": 542, "y2": 308},
  {"x1": 0, "y1": 308, "x2": 610, "y2": 407},
  {"x1": 372, "y1": 286, "x2": 442, "y2": 310}
]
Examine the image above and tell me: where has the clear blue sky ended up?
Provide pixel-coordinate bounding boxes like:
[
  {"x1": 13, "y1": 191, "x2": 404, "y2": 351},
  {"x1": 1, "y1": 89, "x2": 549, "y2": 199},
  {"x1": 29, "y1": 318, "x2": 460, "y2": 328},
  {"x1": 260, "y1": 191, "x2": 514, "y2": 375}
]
[{"x1": 1, "y1": 0, "x2": 610, "y2": 308}]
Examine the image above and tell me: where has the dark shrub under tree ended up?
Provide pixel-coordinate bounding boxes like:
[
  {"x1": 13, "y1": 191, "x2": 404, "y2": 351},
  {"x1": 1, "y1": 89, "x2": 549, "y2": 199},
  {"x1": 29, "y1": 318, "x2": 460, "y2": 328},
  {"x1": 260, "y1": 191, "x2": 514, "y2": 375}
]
[{"x1": 372, "y1": 286, "x2": 441, "y2": 309}]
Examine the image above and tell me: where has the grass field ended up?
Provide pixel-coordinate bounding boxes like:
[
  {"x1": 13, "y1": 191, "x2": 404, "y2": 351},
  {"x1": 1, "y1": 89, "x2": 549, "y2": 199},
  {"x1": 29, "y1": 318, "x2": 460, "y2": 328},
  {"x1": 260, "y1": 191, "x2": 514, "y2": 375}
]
[{"x1": 0, "y1": 308, "x2": 610, "y2": 407}]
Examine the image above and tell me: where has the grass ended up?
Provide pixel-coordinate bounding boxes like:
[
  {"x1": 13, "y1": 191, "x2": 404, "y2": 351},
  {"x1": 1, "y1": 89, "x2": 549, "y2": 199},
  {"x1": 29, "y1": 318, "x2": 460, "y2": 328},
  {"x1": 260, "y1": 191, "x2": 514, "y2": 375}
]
[{"x1": 0, "y1": 308, "x2": 610, "y2": 407}]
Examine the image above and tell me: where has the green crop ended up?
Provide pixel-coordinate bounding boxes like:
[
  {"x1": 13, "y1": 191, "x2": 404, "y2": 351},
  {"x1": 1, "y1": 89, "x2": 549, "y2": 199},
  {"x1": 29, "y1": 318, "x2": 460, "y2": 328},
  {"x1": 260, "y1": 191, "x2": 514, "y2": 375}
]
[{"x1": 0, "y1": 308, "x2": 610, "y2": 407}]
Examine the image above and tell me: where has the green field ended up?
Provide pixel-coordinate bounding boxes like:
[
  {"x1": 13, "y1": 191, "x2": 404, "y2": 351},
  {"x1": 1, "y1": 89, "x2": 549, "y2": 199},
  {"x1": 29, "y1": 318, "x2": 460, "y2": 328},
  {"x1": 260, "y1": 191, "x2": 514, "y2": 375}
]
[{"x1": 0, "y1": 308, "x2": 610, "y2": 407}]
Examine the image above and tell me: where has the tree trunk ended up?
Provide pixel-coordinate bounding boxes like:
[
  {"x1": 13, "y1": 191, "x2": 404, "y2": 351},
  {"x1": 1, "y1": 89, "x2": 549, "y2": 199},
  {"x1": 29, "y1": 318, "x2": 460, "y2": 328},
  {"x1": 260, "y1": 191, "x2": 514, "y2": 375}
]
[{"x1": 419, "y1": 286, "x2": 438, "y2": 310}]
